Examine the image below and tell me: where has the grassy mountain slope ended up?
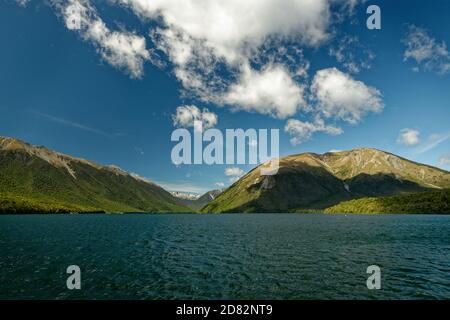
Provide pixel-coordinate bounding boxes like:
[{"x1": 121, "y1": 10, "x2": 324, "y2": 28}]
[
  {"x1": 0, "y1": 137, "x2": 189, "y2": 213},
  {"x1": 325, "y1": 189, "x2": 450, "y2": 214},
  {"x1": 202, "y1": 149, "x2": 450, "y2": 213}
]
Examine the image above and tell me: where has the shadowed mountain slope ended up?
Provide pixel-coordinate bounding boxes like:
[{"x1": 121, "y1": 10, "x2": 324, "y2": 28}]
[{"x1": 202, "y1": 149, "x2": 450, "y2": 213}]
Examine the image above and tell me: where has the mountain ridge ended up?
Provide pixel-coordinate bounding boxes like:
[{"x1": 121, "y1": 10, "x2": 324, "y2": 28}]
[
  {"x1": 173, "y1": 189, "x2": 225, "y2": 210},
  {"x1": 2, "y1": 136, "x2": 449, "y2": 214},
  {"x1": 0, "y1": 136, "x2": 159, "y2": 185},
  {"x1": 0, "y1": 136, "x2": 189, "y2": 213},
  {"x1": 202, "y1": 148, "x2": 450, "y2": 213}
]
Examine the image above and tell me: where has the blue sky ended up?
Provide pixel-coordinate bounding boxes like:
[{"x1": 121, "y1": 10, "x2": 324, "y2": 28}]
[{"x1": 1, "y1": 0, "x2": 449, "y2": 194}]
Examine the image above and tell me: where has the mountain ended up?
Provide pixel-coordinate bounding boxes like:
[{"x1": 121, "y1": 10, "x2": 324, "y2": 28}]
[
  {"x1": 171, "y1": 191, "x2": 200, "y2": 201},
  {"x1": 193, "y1": 189, "x2": 224, "y2": 210},
  {"x1": 3, "y1": 138, "x2": 449, "y2": 214},
  {"x1": 325, "y1": 189, "x2": 450, "y2": 214},
  {"x1": 202, "y1": 148, "x2": 450, "y2": 213},
  {"x1": 174, "y1": 189, "x2": 224, "y2": 211},
  {"x1": 0, "y1": 137, "x2": 189, "y2": 213}
]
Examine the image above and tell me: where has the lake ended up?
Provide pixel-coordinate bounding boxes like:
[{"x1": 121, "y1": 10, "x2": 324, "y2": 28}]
[{"x1": 0, "y1": 214, "x2": 449, "y2": 299}]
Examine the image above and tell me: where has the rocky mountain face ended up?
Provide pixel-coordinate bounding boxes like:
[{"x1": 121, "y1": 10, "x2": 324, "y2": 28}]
[
  {"x1": 0, "y1": 137, "x2": 189, "y2": 213},
  {"x1": 202, "y1": 148, "x2": 450, "y2": 213}
]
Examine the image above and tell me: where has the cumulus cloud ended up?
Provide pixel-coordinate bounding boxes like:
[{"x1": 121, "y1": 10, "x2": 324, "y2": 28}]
[
  {"x1": 56, "y1": 0, "x2": 150, "y2": 78},
  {"x1": 215, "y1": 182, "x2": 225, "y2": 188},
  {"x1": 311, "y1": 67, "x2": 383, "y2": 124},
  {"x1": 20, "y1": 0, "x2": 379, "y2": 124},
  {"x1": 439, "y1": 154, "x2": 450, "y2": 167},
  {"x1": 285, "y1": 117, "x2": 342, "y2": 145},
  {"x1": 397, "y1": 128, "x2": 421, "y2": 146},
  {"x1": 120, "y1": 0, "x2": 333, "y2": 62},
  {"x1": 403, "y1": 25, "x2": 450, "y2": 75},
  {"x1": 117, "y1": 0, "x2": 358, "y2": 116},
  {"x1": 222, "y1": 64, "x2": 307, "y2": 119},
  {"x1": 225, "y1": 167, "x2": 244, "y2": 177},
  {"x1": 172, "y1": 105, "x2": 218, "y2": 131}
]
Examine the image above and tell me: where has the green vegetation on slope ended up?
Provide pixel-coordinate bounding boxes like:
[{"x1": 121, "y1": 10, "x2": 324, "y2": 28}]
[
  {"x1": 3, "y1": 136, "x2": 450, "y2": 215},
  {"x1": 203, "y1": 149, "x2": 450, "y2": 213},
  {"x1": 0, "y1": 137, "x2": 189, "y2": 214},
  {"x1": 0, "y1": 193, "x2": 102, "y2": 214},
  {"x1": 325, "y1": 189, "x2": 450, "y2": 214},
  {"x1": 201, "y1": 170, "x2": 263, "y2": 213}
]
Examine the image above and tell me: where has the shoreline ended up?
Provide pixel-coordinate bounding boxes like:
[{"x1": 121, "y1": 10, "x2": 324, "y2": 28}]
[{"x1": 1, "y1": 211, "x2": 449, "y2": 215}]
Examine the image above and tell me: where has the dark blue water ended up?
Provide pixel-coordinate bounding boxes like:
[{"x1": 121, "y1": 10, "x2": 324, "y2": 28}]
[{"x1": 1, "y1": 214, "x2": 450, "y2": 299}]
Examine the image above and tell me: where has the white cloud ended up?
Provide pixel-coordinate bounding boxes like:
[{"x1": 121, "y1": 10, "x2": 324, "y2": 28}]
[
  {"x1": 285, "y1": 117, "x2": 342, "y2": 145},
  {"x1": 24, "y1": 0, "x2": 377, "y2": 123},
  {"x1": 34, "y1": 111, "x2": 113, "y2": 138},
  {"x1": 225, "y1": 167, "x2": 244, "y2": 177},
  {"x1": 328, "y1": 36, "x2": 375, "y2": 74},
  {"x1": 229, "y1": 177, "x2": 240, "y2": 183},
  {"x1": 58, "y1": 0, "x2": 150, "y2": 78},
  {"x1": 415, "y1": 132, "x2": 450, "y2": 155},
  {"x1": 403, "y1": 25, "x2": 450, "y2": 75},
  {"x1": 215, "y1": 182, "x2": 225, "y2": 188},
  {"x1": 172, "y1": 105, "x2": 218, "y2": 131},
  {"x1": 439, "y1": 154, "x2": 450, "y2": 167},
  {"x1": 15, "y1": 0, "x2": 29, "y2": 7},
  {"x1": 397, "y1": 128, "x2": 421, "y2": 146},
  {"x1": 311, "y1": 67, "x2": 383, "y2": 124},
  {"x1": 118, "y1": 0, "x2": 357, "y2": 116},
  {"x1": 121, "y1": 0, "x2": 333, "y2": 64},
  {"x1": 222, "y1": 63, "x2": 307, "y2": 119}
]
